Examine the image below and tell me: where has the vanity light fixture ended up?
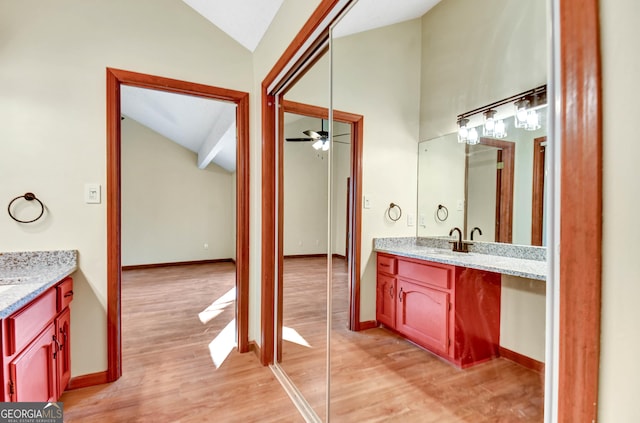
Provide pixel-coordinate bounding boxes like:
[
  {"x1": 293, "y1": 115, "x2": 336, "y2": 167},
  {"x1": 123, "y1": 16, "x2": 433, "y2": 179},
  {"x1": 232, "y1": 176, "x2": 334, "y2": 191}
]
[{"x1": 456, "y1": 84, "x2": 546, "y2": 143}]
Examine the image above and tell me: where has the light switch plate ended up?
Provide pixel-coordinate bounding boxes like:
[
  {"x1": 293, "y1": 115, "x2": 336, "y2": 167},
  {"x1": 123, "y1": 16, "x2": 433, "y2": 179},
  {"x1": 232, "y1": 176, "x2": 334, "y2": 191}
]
[
  {"x1": 85, "y1": 183, "x2": 101, "y2": 204},
  {"x1": 363, "y1": 195, "x2": 372, "y2": 209}
]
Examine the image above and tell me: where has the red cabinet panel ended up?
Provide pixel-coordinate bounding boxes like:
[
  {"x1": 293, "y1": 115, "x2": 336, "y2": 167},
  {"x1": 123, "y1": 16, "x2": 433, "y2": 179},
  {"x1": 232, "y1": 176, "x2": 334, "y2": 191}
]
[
  {"x1": 396, "y1": 279, "x2": 450, "y2": 355},
  {"x1": 376, "y1": 253, "x2": 501, "y2": 368},
  {"x1": 9, "y1": 323, "x2": 56, "y2": 402},
  {"x1": 376, "y1": 274, "x2": 396, "y2": 328},
  {"x1": 55, "y1": 307, "x2": 71, "y2": 395},
  {"x1": 7, "y1": 289, "x2": 57, "y2": 356}
]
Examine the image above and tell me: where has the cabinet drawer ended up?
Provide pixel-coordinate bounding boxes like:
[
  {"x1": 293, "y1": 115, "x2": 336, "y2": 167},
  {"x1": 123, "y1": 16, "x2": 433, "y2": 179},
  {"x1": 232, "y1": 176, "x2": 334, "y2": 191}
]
[
  {"x1": 7, "y1": 288, "x2": 57, "y2": 356},
  {"x1": 397, "y1": 259, "x2": 452, "y2": 290},
  {"x1": 377, "y1": 255, "x2": 397, "y2": 274},
  {"x1": 57, "y1": 277, "x2": 74, "y2": 311}
]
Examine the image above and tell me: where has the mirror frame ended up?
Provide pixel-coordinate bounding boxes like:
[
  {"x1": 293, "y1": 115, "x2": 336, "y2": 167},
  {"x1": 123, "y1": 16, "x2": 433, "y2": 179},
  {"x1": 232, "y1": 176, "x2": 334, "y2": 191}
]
[{"x1": 260, "y1": 0, "x2": 602, "y2": 421}]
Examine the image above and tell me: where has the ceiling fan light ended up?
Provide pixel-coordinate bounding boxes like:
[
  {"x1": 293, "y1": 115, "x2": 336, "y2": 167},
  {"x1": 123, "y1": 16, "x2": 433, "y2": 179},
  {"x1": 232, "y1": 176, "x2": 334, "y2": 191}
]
[
  {"x1": 321, "y1": 140, "x2": 330, "y2": 151},
  {"x1": 312, "y1": 140, "x2": 323, "y2": 150}
]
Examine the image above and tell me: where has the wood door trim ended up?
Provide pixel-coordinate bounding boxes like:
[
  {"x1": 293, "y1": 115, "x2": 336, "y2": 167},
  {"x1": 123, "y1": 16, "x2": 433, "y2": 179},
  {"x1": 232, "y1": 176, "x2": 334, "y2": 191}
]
[
  {"x1": 106, "y1": 68, "x2": 251, "y2": 383},
  {"x1": 479, "y1": 137, "x2": 515, "y2": 243},
  {"x1": 558, "y1": 0, "x2": 602, "y2": 421},
  {"x1": 279, "y1": 99, "x2": 364, "y2": 341},
  {"x1": 531, "y1": 137, "x2": 546, "y2": 246}
]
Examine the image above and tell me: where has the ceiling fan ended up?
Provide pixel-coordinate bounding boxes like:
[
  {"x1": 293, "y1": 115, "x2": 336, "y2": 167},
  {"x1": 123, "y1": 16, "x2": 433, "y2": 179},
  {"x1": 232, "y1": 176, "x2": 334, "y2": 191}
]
[{"x1": 285, "y1": 119, "x2": 350, "y2": 151}]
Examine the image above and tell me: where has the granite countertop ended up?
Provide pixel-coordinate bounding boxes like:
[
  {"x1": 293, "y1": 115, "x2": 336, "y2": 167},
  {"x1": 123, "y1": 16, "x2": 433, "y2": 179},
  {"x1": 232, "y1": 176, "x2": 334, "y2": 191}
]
[
  {"x1": 373, "y1": 237, "x2": 546, "y2": 281},
  {"x1": 0, "y1": 250, "x2": 78, "y2": 318}
]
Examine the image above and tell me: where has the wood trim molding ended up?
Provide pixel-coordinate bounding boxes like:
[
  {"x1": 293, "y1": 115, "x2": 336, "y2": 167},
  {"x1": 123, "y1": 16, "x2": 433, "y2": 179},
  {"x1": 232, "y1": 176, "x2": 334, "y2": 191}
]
[
  {"x1": 122, "y1": 258, "x2": 235, "y2": 271},
  {"x1": 67, "y1": 371, "x2": 109, "y2": 391},
  {"x1": 499, "y1": 347, "x2": 544, "y2": 374},
  {"x1": 478, "y1": 137, "x2": 514, "y2": 243},
  {"x1": 558, "y1": 0, "x2": 602, "y2": 421},
  {"x1": 357, "y1": 320, "x2": 377, "y2": 331},
  {"x1": 106, "y1": 68, "x2": 251, "y2": 385},
  {"x1": 531, "y1": 137, "x2": 546, "y2": 246}
]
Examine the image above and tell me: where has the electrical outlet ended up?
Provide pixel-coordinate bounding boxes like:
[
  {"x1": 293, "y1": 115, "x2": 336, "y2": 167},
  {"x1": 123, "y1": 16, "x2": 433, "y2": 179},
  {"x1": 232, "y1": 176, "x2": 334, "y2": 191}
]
[
  {"x1": 457, "y1": 199, "x2": 465, "y2": 211},
  {"x1": 204, "y1": 243, "x2": 209, "y2": 249},
  {"x1": 407, "y1": 213, "x2": 415, "y2": 227},
  {"x1": 419, "y1": 214, "x2": 426, "y2": 227}
]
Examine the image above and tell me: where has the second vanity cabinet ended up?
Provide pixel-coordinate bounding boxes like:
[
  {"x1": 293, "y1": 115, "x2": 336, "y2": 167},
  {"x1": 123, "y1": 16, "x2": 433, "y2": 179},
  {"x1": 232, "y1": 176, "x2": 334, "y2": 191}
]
[
  {"x1": 376, "y1": 253, "x2": 501, "y2": 368},
  {"x1": 1, "y1": 277, "x2": 73, "y2": 402}
]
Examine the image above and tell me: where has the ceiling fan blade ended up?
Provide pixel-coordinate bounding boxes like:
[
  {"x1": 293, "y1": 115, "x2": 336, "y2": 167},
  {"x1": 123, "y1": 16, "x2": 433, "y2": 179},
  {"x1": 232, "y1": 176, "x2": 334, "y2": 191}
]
[
  {"x1": 333, "y1": 133, "x2": 350, "y2": 137},
  {"x1": 303, "y1": 130, "x2": 322, "y2": 139},
  {"x1": 286, "y1": 137, "x2": 313, "y2": 142}
]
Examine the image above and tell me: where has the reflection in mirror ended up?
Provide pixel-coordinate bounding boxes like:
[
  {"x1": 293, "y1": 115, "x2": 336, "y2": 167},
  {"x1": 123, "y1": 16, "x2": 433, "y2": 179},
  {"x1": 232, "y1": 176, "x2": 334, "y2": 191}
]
[{"x1": 418, "y1": 106, "x2": 547, "y2": 245}]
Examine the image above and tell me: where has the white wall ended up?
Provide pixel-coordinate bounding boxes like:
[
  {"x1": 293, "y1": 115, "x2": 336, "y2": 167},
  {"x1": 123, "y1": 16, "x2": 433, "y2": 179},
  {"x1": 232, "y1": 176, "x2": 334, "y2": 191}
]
[
  {"x1": 599, "y1": 0, "x2": 640, "y2": 421},
  {"x1": 332, "y1": 20, "x2": 422, "y2": 322},
  {"x1": 283, "y1": 116, "x2": 329, "y2": 256},
  {"x1": 419, "y1": 0, "x2": 547, "y2": 139},
  {"x1": 500, "y1": 276, "x2": 545, "y2": 362},
  {"x1": 417, "y1": 134, "x2": 466, "y2": 236},
  {"x1": 121, "y1": 118, "x2": 235, "y2": 266},
  {"x1": 0, "y1": 0, "x2": 252, "y2": 376}
]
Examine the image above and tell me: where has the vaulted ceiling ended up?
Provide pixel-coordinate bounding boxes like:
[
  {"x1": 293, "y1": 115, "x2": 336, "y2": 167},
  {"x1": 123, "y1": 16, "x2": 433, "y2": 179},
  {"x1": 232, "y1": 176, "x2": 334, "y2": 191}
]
[{"x1": 122, "y1": 0, "x2": 442, "y2": 173}]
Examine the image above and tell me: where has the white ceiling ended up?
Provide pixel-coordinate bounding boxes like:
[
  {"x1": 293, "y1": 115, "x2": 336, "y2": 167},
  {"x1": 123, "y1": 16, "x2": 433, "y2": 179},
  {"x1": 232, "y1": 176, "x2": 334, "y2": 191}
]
[
  {"x1": 121, "y1": 1, "x2": 443, "y2": 173},
  {"x1": 121, "y1": 86, "x2": 237, "y2": 172}
]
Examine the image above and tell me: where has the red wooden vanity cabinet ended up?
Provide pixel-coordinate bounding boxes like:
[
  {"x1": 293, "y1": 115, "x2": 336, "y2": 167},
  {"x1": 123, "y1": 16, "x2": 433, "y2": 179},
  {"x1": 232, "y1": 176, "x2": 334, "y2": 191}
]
[
  {"x1": 1, "y1": 277, "x2": 73, "y2": 402},
  {"x1": 376, "y1": 253, "x2": 500, "y2": 368}
]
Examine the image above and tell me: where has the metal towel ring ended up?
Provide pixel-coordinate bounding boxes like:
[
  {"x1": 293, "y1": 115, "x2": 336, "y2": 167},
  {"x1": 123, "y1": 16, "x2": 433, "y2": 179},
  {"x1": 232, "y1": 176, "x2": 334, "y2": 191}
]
[
  {"x1": 436, "y1": 204, "x2": 449, "y2": 222},
  {"x1": 8, "y1": 192, "x2": 45, "y2": 223},
  {"x1": 387, "y1": 202, "x2": 402, "y2": 222}
]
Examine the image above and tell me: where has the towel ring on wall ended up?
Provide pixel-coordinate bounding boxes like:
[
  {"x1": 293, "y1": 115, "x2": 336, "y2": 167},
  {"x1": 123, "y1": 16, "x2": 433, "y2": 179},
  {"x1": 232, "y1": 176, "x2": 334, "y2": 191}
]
[
  {"x1": 8, "y1": 192, "x2": 45, "y2": 223},
  {"x1": 436, "y1": 204, "x2": 449, "y2": 222},
  {"x1": 387, "y1": 202, "x2": 402, "y2": 222}
]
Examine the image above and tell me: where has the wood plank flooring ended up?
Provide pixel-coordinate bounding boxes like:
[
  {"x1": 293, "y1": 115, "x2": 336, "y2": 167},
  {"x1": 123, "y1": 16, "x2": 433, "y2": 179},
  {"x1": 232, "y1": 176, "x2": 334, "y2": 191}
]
[
  {"x1": 280, "y1": 257, "x2": 544, "y2": 422},
  {"x1": 60, "y1": 263, "x2": 303, "y2": 422},
  {"x1": 61, "y1": 258, "x2": 543, "y2": 422}
]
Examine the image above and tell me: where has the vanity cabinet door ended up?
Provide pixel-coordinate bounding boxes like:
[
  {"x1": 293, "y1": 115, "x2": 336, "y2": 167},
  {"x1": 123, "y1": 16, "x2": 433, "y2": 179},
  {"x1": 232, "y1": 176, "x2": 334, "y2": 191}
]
[
  {"x1": 376, "y1": 274, "x2": 396, "y2": 328},
  {"x1": 396, "y1": 279, "x2": 450, "y2": 356},
  {"x1": 55, "y1": 307, "x2": 71, "y2": 395},
  {"x1": 9, "y1": 323, "x2": 56, "y2": 402}
]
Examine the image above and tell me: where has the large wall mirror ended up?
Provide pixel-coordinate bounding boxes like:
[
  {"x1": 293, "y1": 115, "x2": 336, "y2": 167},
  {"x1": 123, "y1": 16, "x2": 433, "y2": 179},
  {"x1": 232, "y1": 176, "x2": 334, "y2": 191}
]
[
  {"x1": 263, "y1": 0, "x2": 602, "y2": 420},
  {"x1": 418, "y1": 107, "x2": 548, "y2": 245}
]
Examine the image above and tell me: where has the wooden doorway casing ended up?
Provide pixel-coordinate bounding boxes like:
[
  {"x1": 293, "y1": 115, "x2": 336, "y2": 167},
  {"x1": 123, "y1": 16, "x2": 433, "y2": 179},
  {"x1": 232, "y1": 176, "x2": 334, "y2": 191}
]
[
  {"x1": 261, "y1": 0, "x2": 601, "y2": 421},
  {"x1": 276, "y1": 99, "x2": 363, "y2": 361},
  {"x1": 101, "y1": 68, "x2": 250, "y2": 385},
  {"x1": 469, "y1": 138, "x2": 515, "y2": 243},
  {"x1": 531, "y1": 136, "x2": 546, "y2": 246}
]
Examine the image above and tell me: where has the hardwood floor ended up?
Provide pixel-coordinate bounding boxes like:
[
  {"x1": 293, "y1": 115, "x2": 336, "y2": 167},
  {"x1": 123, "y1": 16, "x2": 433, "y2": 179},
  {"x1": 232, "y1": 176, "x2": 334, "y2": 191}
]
[
  {"x1": 280, "y1": 257, "x2": 544, "y2": 422},
  {"x1": 60, "y1": 263, "x2": 303, "y2": 422},
  {"x1": 61, "y1": 258, "x2": 543, "y2": 422}
]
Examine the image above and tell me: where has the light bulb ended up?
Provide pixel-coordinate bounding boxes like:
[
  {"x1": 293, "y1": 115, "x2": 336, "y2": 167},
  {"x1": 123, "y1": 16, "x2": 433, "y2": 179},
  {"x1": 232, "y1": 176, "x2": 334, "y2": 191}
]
[
  {"x1": 526, "y1": 110, "x2": 540, "y2": 131},
  {"x1": 483, "y1": 110, "x2": 497, "y2": 136},
  {"x1": 467, "y1": 127, "x2": 479, "y2": 145},
  {"x1": 494, "y1": 119, "x2": 506, "y2": 138},
  {"x1": 514, "y1": 98, "x2": 529, "y2": 128},
  {"x1": 457, "y1": 118, "x2": 469, "y2": 143}
]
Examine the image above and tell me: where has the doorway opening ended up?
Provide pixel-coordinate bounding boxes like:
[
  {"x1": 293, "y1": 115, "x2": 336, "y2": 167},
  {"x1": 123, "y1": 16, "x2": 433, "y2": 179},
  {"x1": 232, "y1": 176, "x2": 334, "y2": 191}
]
[{"x1": 105, "y1": 68, "x2": 250, "y2": 383}]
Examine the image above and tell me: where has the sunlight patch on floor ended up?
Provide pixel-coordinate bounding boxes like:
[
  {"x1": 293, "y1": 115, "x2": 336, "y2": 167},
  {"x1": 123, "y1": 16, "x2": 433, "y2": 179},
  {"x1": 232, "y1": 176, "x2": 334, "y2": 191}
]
[
  {"x1": 282, "y1": 326, "x2": 311, "y2": 348},
  {"x1": 198, "y1": 287, "x2": 236, "y2": 324},
  {"x1": 208, "y1": 319, "x2": 237, "y2": 369}
]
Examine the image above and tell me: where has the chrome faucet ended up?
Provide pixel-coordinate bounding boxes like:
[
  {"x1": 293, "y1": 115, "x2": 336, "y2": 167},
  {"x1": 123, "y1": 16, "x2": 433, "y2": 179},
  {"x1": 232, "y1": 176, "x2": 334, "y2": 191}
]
[
  {"x1": 470, "y1": 227, "x2": 483, "y2": 241},
  {"x1": 449, "y1": 227, "x2": 470, "y2": 252}
]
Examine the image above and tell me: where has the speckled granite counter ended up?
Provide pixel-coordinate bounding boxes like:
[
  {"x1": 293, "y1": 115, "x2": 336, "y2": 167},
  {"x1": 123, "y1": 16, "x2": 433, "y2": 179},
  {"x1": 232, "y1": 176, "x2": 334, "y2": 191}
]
[
  {"x1": 374, "y1": 237, "x2": 546, "y2": 281},
  {"x1": 0, "y1": 250, "x2": 77, "y2": 318}
]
